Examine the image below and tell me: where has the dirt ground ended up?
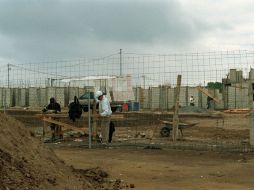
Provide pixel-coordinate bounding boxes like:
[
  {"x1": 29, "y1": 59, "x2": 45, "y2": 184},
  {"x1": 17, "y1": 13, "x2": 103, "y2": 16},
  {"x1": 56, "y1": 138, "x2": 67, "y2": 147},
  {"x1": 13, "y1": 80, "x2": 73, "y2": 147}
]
[
  {"x1": 3, "y1": 109, "x2": 254, "y2": 189},
  {"x1": 55, "y1": 148, "x2": 254, "y2": 190}
]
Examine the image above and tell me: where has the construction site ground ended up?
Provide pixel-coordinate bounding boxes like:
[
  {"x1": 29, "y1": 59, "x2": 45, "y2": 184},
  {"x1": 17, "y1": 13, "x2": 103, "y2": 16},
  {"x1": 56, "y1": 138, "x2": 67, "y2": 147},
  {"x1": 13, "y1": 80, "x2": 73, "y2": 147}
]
[
  {"x1": 2, "y1": 108, "x2": 254, "y2": 189},
  {"x1": 55, "y1": 147, "x2": 254, "y2": 190}
]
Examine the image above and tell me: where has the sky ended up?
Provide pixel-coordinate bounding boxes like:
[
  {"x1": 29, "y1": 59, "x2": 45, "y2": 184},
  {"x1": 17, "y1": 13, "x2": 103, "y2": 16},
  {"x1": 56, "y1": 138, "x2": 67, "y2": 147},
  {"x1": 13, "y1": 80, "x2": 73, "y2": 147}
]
[{"x1": 0, "y1": 0, "x2": 253, "y2": 64}]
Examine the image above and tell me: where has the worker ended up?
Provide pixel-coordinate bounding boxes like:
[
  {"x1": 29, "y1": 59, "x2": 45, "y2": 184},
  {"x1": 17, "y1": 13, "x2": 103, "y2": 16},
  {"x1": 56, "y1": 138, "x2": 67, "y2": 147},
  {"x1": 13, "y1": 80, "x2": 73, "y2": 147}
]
[
  {"x1": 68, "y1": 96, "x2": 82, "y2": 122},
  {"x1": 189, "y1": 95, "x2": 195, "y2": 106},
  {"x1": 94, "y1": 90, "x2": 112, "y2": 144},
  {"x1": 207, "y1": 96, "x2": 213, "y2": 109},
  {"x1": 108, "y1": 121, "x2": 115, "y2": 143},
  {"x1": 42, "y1": 97, "x2": 62, "y2": 141}
]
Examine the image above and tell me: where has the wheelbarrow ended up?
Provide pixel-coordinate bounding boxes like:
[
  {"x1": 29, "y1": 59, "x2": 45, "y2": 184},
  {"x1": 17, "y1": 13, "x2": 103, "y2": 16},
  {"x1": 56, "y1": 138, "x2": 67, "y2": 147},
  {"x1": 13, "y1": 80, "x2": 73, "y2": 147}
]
[{"x1": 159, "y1": 120, "x2": 199, "y2": 137}]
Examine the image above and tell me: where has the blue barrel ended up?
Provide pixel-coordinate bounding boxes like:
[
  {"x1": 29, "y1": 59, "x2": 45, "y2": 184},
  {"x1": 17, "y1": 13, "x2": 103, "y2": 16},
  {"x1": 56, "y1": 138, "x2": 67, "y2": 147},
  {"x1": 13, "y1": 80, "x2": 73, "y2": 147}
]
[
  {"x1": 133, "y1": 102, "x2": 140, "y2": 111},
  {"x1": 128, "y1": 101, "x2": 133, "y2": 111},
  {"x1": 128, "y1": 101, "x2": 140, "y2": 111}
]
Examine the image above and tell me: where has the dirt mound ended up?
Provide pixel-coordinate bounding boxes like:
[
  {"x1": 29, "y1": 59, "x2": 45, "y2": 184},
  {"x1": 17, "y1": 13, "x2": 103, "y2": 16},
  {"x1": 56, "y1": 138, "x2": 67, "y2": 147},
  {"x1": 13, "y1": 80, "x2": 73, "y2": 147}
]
[{"x1": 0, "y1": 113, "x2": 127, "y2": 190}]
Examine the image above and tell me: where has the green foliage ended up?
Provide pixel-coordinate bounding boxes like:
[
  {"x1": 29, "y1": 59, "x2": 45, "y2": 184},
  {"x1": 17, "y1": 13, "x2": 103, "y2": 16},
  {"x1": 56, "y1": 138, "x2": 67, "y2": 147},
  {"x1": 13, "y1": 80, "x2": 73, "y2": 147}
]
[{"x1": 206, "y1": 82, "x2": 223, "y2": 90}]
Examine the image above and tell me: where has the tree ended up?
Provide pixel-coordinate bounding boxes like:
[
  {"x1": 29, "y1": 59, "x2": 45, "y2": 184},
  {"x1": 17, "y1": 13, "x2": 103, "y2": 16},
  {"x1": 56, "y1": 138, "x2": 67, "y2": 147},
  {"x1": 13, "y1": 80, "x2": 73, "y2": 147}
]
[{"x1": 206, "y1": 82, "x2": 223, "y2": 90}]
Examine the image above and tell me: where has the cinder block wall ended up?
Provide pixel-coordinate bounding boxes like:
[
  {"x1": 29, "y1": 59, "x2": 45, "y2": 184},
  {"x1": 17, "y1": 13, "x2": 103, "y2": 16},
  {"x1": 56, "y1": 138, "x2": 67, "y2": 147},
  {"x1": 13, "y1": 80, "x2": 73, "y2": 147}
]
[{"x1": 0, "y1": 85, "x2": 250, "y2": 110}]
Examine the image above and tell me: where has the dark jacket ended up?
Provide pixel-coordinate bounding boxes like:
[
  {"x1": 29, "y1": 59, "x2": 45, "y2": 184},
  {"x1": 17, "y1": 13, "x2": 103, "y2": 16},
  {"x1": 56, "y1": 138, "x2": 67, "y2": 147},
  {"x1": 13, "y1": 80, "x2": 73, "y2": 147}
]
[
  {"x1": 68, "y1": 96, "x2": 82, "y2": 121},
  {"x1": 43, "y1": 98, "x2": 61, "y2": 113}
]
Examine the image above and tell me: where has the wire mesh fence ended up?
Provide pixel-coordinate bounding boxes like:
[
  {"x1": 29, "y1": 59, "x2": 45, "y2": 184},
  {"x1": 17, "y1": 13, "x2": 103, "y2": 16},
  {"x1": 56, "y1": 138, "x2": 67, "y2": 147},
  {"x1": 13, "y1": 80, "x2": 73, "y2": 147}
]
[{"x1": 1, "y1": 49, "x2": 254, "y2": 151}]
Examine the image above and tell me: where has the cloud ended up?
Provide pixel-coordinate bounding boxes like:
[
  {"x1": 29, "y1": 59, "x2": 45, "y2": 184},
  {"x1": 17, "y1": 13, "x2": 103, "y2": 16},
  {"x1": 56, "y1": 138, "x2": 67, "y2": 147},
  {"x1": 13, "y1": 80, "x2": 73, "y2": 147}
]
[
  {"x1": 0, "y1": 0, "x2": 208, "y2": 61},
  {"x1": 0, "y1": 0, "x2": 253, "y2": 62}
]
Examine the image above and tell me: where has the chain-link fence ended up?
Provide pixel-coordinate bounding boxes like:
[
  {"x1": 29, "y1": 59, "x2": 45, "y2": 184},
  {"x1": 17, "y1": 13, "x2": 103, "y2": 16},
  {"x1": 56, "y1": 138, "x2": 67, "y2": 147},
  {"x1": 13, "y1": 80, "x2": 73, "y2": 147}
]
[{"x1": 1, "y1": 50, "x2": 254, "y2": 151}]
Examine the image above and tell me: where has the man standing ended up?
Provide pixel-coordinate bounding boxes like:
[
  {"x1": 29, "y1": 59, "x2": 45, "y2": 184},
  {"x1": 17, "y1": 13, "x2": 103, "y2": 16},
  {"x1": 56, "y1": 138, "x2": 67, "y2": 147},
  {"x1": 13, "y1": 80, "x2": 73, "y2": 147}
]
[
  {"x1": 68, "y1": 96, "x2": 82, "y2": 122},
  {"x1": 207, "y1": 96, "x2": 213, "y2": 109},
  {"x1": 42, "y1": 97, "x2": 62, "y2": 141},
  {"x1": 95, "y1": 91, "x2": 112, "y2": 144},
  {"x1": 189, "y1": 95, "x2": 195, "y2": 106}
]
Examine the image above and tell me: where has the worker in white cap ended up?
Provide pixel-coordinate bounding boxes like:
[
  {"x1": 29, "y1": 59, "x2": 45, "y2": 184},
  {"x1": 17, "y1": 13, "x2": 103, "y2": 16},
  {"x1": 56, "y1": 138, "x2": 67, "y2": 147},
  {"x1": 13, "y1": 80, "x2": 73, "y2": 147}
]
[{"x1": 95, "y1": 90, "x2": 112, "y2": 144}]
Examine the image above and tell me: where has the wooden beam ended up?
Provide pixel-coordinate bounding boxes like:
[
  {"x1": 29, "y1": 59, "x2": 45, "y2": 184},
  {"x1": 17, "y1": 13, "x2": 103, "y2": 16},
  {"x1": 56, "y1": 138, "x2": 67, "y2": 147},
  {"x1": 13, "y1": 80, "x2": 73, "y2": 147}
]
[
  {"x1": 36, "y1": 113, "x2": 124, "y2": 119},
  {"x1": 172, "y1": 75, "x2": 181, "y2": 141},
  {"x1": 196, "y1": 86, "x2": 221, "y2": 103},
  {"x1": 41, "y1": 117, "x2": 88, "y2": 134}
]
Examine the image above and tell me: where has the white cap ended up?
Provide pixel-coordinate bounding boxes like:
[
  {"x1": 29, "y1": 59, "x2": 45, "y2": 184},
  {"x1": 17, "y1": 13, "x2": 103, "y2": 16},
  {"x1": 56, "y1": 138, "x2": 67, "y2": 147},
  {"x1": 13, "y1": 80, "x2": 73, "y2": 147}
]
[{"x1": 95, "y1": 90, "x2": 103, "y2": 100}]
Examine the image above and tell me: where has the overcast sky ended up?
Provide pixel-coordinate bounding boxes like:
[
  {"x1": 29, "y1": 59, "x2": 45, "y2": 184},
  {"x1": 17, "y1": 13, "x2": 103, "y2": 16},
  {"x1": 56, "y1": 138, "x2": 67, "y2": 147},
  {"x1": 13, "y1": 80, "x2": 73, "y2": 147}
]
[{"x1": 0, "y1": 0, "x2": 253, "y2": 64}]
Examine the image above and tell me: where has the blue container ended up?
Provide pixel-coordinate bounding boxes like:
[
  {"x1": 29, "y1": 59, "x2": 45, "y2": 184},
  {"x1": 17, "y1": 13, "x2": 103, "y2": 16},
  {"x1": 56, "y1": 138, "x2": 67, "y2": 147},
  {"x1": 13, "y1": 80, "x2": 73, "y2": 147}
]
[{"x1": 128, "y1": 101, "x2": 140, "y2": 111}]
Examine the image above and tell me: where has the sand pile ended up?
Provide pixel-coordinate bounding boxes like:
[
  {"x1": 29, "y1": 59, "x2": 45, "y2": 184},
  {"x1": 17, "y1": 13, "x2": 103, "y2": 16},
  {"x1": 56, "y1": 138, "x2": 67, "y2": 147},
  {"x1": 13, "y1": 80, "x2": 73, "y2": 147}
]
[{"x1": 0, "y1": 113, "x2": 126, "y2": 190}]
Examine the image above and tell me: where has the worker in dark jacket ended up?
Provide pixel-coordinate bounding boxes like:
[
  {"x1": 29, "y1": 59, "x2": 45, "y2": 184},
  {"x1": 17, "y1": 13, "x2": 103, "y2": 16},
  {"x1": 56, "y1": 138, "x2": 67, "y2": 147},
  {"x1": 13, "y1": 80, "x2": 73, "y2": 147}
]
[
  {"x1": 207, "y1": 96, "x2": 213, "y2": 109},
  {"x1": 68, "y1": 96, "x2": 82, "y2": 122},
  {"x1": 42, "y1": 97, "x2": 62, "y2": 141}
]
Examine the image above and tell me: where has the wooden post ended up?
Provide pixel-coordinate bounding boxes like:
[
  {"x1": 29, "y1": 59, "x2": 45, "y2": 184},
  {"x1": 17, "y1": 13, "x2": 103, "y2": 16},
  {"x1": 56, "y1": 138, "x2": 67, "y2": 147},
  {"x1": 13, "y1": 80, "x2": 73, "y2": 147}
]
[{"x1": 172, "y1": 75, "x2": 181, "y2": 141}]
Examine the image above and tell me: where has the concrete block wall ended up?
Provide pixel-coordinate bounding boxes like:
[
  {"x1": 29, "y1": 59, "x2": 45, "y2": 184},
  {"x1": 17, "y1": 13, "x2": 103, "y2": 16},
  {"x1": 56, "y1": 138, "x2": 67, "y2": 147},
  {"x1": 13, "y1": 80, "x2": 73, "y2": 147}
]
[
  {"x1": 227, "y1": 87, "x2": 236, "y2": 109},
  {"x1": 179, "y1": 87, "x2": 187, "y2": 107},
  {"x1": 0, "y1": 88, "x2": 3, "y2": 107},
  {"x1": 230, "y1": 69, "x2": 237, "y2": 83},
  {"x1": 28, "y1": 88, "x2": 40, "y2": 107},
  {"x1": 46, "y1": 87, "x2": 65, "y2": 107},
  {"x1": 235, "y1": 87, "x2": 248, "y2": 108},
  {"x1": 67, "y1": 87, "x2": 79, "y2": 103},
  {"x1": 20, "y1": 88, "x2": 28, "y2": 107},
  {"x1": 39, "y1": 88, "x2": 47, "y2": 107},
  {"x1": 201, "y1": 92, "x2": 208, "y2": 109},
  {"x1": 6, "y1": 88, "x2": 14, "y2": 107},
  {"x1": 167, "y1": 88, "x2": 175, "y2": 109},
  {"x1": 225, "y1": 85, "x2": 249, "y2": 109},
  {"x1": 159, "y1": 86, "x2": 168, "y2": 110},
  {"x1": 0, "y1": 85, "x2": 248, "y2": 110},
  {"x1": 214, "y1": 89, "x2": 224, "y2": 110},
  {"x1": 143, "y1": 89, "x2": 150, "y2": 109}
]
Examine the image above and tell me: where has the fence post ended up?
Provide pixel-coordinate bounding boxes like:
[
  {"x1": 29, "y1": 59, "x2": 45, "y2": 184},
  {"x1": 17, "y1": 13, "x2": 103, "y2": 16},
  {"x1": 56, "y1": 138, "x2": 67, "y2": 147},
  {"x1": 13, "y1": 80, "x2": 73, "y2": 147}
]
[{"x1": 172, "y1": 75, "x2": 181, "y2": 141}]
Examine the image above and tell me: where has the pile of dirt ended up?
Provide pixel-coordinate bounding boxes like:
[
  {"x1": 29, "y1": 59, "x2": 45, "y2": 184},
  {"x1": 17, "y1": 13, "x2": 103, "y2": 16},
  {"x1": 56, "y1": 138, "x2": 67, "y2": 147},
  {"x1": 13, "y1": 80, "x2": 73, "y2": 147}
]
[{"x1": 0, "y1": 113, "x2": 128, "y2": 190}]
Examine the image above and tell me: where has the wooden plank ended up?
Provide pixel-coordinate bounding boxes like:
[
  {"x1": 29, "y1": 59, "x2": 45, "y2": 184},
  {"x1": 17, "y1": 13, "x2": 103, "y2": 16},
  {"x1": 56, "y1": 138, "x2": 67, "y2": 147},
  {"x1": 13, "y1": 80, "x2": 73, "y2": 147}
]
[
  {"x1": 36, "y1": 113, "x2": 124, "y2": 119},
  {"x1": 196, "y1": 86, "x2": 221, "y2": 103},
  {"x1": 41, "y1": 117, "x2": 88, "y2": 133},
  {"x1": 224, "y1": 108, "x2": 250, "y2": 113}
]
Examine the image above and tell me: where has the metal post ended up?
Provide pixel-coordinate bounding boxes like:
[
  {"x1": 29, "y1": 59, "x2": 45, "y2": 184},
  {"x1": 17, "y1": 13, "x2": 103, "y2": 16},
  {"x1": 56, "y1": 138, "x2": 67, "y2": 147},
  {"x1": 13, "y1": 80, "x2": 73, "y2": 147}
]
[
  {"x1": 120, "y1": 49, "x2": 122, "y2": 76},
  {"x1": 88, "y1": 91, "x2": 92, "y2": 149}
]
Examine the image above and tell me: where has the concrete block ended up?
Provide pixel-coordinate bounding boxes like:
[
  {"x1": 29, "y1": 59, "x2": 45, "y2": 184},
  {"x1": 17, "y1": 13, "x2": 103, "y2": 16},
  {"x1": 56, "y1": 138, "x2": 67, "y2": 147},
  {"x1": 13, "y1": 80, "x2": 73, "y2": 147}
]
[
  {"x1": 28, "y1": 87, "x2": 40, "y2": 107},
  {"x1": 0, "y1": 88, "x2": 3, "y2": 107},
  {"x1": 167, "y1": 88, "x2": 175, "y2": 109},
  {"x1": 143, "y1": 89, "x2": 150, "y2": 109},
  {"x1": 227, "y1": 87, "x2": 236, "y2": 109},
  {"x1": 151, "y1": 87, "x2": 160, "y2": 109},
  {"x1": 230, "y1": 69, "x2": 237, "y2": 83},
  {"x1": 39, "y1": 88, "x2": 47, "y2": 107},
  {"x1": 14, "y1": 88, "x2": 21, "y2": 107},
  {"x1": 179, "y1": 87, "x2": 187, "y2": 107},
  {"x1": 20, "y1": 88, "x2": 28, "y2": 107},
  {"x1": 159, "y1": 86, "x2": 168, "y2": 110}
]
